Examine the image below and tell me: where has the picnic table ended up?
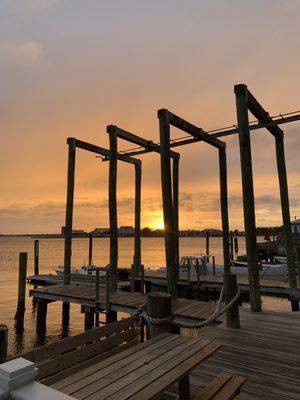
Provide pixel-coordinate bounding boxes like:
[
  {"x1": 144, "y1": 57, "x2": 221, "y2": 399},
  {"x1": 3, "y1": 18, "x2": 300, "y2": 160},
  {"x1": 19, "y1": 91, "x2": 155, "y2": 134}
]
[{"x1": 50, "y1": 332, "x2": 221, "y2": 400}]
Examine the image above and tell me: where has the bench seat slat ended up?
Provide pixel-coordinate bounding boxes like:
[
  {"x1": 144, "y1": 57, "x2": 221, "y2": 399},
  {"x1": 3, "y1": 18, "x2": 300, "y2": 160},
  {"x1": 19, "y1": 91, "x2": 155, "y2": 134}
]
[{"x1": 194, "y1": 373, "x2": 245, "y2": 400}]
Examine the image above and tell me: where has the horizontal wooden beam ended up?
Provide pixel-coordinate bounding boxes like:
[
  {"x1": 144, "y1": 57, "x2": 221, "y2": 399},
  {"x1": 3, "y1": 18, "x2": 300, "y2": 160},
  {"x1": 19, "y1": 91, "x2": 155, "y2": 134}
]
[
  {"x1": 235, "y1": 84, "x2": 283, "y2": 138},
  {"x1": 123, "y1": 112, "x2": 300, "y2": 156},
  {"x1": 67, "y1": 137, "x2": 139, "y2": 165},
  {"x1": 159, "y1": 109, "x2": 225, "y2": 149},
  {"x1": 106, "y1": 125, "x2": 180, "y2": 159}
]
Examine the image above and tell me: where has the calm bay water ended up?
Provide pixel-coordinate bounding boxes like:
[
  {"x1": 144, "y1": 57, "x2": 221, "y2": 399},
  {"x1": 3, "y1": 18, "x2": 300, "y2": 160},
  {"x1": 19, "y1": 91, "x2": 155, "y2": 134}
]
[{"x1": 0, "y1": 236, "x2": 289, "y2": 357}]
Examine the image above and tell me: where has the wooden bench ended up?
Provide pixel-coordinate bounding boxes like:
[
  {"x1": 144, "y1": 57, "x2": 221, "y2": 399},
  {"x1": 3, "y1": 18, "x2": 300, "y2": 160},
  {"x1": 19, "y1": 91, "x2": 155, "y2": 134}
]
[
  {"x1": 17, "y1": 317, "x2": 138, "y2": 386},
  {"x1": 194, "y1": 372, "x2": 245, "y2": 400}
]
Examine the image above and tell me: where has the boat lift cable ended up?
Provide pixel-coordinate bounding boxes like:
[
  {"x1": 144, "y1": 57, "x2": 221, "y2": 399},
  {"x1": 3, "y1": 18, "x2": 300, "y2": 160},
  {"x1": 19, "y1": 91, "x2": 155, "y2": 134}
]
[{"x1": 117, "y1": 109, "x2": 300, "y2": 155}]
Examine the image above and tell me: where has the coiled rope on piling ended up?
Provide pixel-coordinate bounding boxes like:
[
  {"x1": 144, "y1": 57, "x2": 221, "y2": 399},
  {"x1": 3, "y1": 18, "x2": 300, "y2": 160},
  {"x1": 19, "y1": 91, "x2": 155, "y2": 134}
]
[{"x1": 132, "y1": 286, "x2": 241, "y2": 329}]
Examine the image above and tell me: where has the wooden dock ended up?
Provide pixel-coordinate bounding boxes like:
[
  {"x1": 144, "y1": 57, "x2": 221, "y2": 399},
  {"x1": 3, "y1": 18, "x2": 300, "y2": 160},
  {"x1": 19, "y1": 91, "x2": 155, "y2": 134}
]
[
  {"x1": 28, "y1": 269, "x2": 300, "y2": 299},
  {"x1": 143, "y1": 269, "x2": 300, "y2": 298},
  {"x1": 29, "y1": 284, "x2": 219, "y2": 323},
  {"x1": 27, "y1": 273, "x2": 130, "y2": 289},
  {"x1": 177, "y1": 308, "x2": 300, "y2": 400}
]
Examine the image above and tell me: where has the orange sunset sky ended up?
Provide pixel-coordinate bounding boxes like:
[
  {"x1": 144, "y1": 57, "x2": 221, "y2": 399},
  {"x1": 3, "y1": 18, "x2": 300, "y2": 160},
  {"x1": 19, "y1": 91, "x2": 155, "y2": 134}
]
[{"x1": 1, "y1": 0, "x2": 300, "y2": 234}]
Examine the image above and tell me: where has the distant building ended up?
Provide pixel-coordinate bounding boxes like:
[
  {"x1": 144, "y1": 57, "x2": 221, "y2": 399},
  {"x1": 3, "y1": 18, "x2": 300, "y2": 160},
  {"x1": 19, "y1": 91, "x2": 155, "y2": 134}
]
[
  {"x1": 118, "y1": 226, "x2": 135, "y2": 235},
  {"x1": 91, "y1": 227, "x2": 110, "y2": 236},
  {"x1": 61, "y1": 226, "x2": 85, "y2": 236}
]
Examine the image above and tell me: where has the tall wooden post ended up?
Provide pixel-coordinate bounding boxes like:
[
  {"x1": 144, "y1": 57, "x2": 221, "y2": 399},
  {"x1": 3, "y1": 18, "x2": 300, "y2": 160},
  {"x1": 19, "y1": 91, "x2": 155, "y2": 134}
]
[
  {"x1": 88, "y1": 235, "x2": 93, "y2": 265},
  {"x1": 223, "y1": 273, "x2": 240, "y2": 328},
  {"x1": 133, "y1": 161, "x2": 142, "y2": 279},
  {"x1": 158, "y1": 109, "x2": 177, "y2": 299},
  {"x1": 64, "y1": 139, "x2": 76, "y2": 286},
  {"x1": 205, "y1": 231, "x2": 210, "y2": 257},
  {"x1": 14, "y1": 252, "x2": 27, "y2": 329},
  {"x1": 107, "y1": 126, "x2": 118, "y2": 292},
  {"x1": 172, "y1": 156, "x2": 180, "y2": 278},
  {"x1": 275, "y1": 134, "x2": 297, "y2": 289},
  {"x1": 235, "y1": 84, "x2": 261, "y2": 312},
  {"x1": 34, "y1": 240, "x2": 39, "y2": 276},
  {"x1": 63, "y1": 138, "x2": 76, "y2": 317},
  {"x1": 218, "y1": 147, "x2": 231, "y2": 274}
]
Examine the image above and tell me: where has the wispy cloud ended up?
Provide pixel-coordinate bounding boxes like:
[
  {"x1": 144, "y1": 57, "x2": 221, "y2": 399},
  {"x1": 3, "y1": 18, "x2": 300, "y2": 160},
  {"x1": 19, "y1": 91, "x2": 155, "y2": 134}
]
[
  {"x1": 0, "y1": 41, "x2": 44, "y2": 66},
  {"x1": 4, "y1": 0, "x2": 60, "y2": 13}
]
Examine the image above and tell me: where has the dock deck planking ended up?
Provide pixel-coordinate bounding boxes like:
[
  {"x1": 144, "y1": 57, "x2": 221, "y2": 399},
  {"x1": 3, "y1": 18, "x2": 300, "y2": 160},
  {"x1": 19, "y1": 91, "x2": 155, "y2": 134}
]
[
  {"x1": 28, "y1": 270, "x2": 300, "y2": 299},
  {"x1": 182, "y1": 308, "x2": 300, "y2": 400},
  {"x1": 143, "y1": 269, "x2": 300, "y2": 298},
  {"x1": 29, "y1": 284, "x2": 219, "y2": 321}
]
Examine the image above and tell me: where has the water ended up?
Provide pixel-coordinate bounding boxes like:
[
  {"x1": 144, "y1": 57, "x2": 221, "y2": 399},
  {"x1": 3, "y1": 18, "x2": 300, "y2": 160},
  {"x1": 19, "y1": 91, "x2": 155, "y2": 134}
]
[{"x1": 0, "y1": 236, "x2": 289, "y2": 357}]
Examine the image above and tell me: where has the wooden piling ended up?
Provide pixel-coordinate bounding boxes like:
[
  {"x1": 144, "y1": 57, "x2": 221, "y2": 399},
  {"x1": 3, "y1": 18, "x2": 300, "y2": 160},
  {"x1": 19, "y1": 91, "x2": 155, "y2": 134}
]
[
  {"x1": 235, "y1": 84, "x2": 261, "y2": 312},
  {"x1": 95, "y1": 269, "x2": 100, "y2": 327},
  {"x1": 296, "y1": 247, "x2": 300, "y2": 286},
  {"x1": 146, "y1": 292, "x2": 172, "y2": 337},
  {"x1": 14, "y1": 252, "x2": 27, "y2": 329},
  {"x1": 0, "y1": 325, "x2": 8, "y2": 363},
  {"x1": 107, "y1": 126, "x2": 118, "y2": 292},
  {"x1": 212, "y1": 256, "x2": 216, "y2": 277},
  {"x1": 234, "y1": 236, "x2": 239, "y2": 254},
  {"x1": 158, "y1": 109, "x2": 177, "y2": 299},
  {"x1": 229, "y1": 231, "x2": 234, "y2": 261},
  {"x1": 133, "y1": 162, "x2": 142, "y2": 281},
  {"x1": 36, "y1": 299, "x2": 48, "y2": 332},
  {"x1": 173, "y1": 156, "x2": 180, "y2": 278},
  {"x1": 224, "y1": 273, "x2": 240, "y2": 328},
  {"x1": 218, "y1": 147, "x2": 231, "y2": 274},
  {"x1": 275, "y1": 134, "x2": 298, "y2": 289},
  {"x1": 84, "y1": 310, "x2": 94, "y2": 331},
  {"x1": 95, "y1": 268, "x2": 100, "y2": 308},
  {"x1": 34, "y1": 240, "x2": 39, "y2": 276},
  {"x1": 88, "y1": 236, "x2": 93, "y2": 265},
  {"x1": 140, "y1": 264, "x2": 145, "y2": 294},
  {"x1": 206, "y1": 230, "x2": 210, "y2": 257},
  {"x1": 64, "y1": 138, "x2": 76, "y2": 286},
  {"x1": 106, "y1": 311, "x2": 117, "y2": 324}
]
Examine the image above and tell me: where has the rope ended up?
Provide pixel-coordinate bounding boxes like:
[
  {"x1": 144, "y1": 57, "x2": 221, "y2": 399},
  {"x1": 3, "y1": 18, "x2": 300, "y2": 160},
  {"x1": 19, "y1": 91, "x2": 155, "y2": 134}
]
[
  {"x1": 143, "y1": 313, "x2": 174, "y2": 325},
  {"x1": 173, "y1": 287, "x2": 241, "y2": 329},
  {"x1": 131, "y1": 285, "x2": 241, "y2": 329}
]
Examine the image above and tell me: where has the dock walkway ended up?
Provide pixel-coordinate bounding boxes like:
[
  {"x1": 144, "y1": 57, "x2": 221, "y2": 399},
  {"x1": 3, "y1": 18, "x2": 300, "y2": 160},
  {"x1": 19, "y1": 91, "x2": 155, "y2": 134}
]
[
  {"x1": 28, "y1": 269, "x2": 300, "y2": 299},
  {"x1": 29, "y1": 284, "x2": 218, "y2": 322},
  {"x1": 185, "y1": 308, "x2": 300, "y2": 400},
  {"x1": 143, "y1": 270, "x2": 300, "y2": 298}
]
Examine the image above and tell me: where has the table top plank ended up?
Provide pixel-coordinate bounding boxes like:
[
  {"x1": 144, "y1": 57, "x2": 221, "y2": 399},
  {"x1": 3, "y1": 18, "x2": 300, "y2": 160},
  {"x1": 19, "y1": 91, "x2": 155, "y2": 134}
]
[
  {"x1": 52, "y1": 333, "x2": 173, "y2": 391},
  {"x1": 62, "y1": 335, "x2": 185, "y2": 396},
  {"x1": 129, "y1": 341, "x2": 222, "y2": 400},
  {"x1": 83, "y1": 338, "x2": 216, "y2": 400},
  {"x1": 72, "y1": 336, "x2": 203, "y2": 400}
]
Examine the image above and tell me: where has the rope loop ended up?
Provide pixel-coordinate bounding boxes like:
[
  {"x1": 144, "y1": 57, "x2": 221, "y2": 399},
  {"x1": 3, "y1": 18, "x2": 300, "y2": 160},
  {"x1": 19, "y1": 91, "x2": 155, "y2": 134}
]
[{"x1": 131, "y1": 285, "x2": 241, "y2": 329}]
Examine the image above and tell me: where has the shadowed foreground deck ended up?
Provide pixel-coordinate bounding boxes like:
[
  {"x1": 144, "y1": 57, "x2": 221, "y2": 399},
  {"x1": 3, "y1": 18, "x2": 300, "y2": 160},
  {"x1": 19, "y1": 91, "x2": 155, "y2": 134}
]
[{"x1": 183, "y1": 308, "x2": 300, "y2": 400}]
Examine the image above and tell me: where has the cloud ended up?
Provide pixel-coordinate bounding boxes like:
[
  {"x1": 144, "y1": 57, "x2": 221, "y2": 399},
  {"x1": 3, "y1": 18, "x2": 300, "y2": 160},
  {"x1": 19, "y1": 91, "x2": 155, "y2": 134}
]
[
  {"x1": 0, "y1": 41, "x2": 44, "y2": 65},
  {"x1": 5, "y1": 0, "x2": 60, "y2": 13}
]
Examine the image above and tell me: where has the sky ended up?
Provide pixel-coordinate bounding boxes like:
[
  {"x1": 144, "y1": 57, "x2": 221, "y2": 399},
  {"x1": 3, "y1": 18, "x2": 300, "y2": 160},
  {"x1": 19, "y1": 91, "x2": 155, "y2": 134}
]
[{"x1": 1, "y1": 0, "x2": 300, "y2": 234}]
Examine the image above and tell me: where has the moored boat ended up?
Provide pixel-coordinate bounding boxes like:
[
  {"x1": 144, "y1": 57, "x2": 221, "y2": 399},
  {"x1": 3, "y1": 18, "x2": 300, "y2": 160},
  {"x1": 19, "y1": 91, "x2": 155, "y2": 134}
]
[
  {"x1": 55, "y1": 264, "x2": 106, "y2": 277},
  {"x1": 179, "y1": 254, "x2": 287, "y2": 277}
]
